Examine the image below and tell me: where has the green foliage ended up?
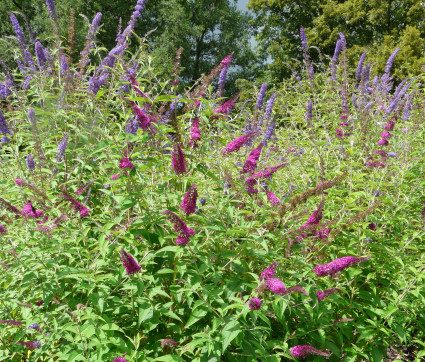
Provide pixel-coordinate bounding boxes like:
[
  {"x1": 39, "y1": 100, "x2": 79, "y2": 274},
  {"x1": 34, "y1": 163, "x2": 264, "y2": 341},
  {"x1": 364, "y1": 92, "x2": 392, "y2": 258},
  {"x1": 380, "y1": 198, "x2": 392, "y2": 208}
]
[{"x1": 1, "y1": 1, "x2": 425, "y2": 361}]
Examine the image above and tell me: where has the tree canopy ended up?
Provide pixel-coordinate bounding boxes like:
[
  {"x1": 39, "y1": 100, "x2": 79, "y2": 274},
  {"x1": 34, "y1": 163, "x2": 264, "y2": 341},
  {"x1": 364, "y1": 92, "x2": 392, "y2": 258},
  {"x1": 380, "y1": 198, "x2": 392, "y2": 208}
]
[
  {"x1": 248, "y1": 0, "x2": 425, "y2": 80},
  {"x1": 0, "y1": 0, "x2": 263, "y2": 93}
]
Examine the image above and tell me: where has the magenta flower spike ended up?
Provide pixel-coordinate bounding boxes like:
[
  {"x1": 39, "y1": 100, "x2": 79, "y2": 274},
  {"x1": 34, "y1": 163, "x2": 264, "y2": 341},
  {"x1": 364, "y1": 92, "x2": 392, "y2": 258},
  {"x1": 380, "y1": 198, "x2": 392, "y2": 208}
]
[
  {"x1": 380, "y1": 131, "x2": 392, "y2": 139},
  {"x1": 245, "y1": 164, "x2": 286, "y2": 186},
  {"x1": 222, "y1": 133, "x2": 256, "y2": 155},
  {"x1": 181, "y1": 184, "x2": 198, "y2": 215},
  {"x1": 301, "y1": 203, "x2": 323, "y2": 227},
  {"x1": 260, "y1": 261, "x2": 279, "y2": 279},
  {"x1": 248, "y1": 297, "x2": 262, "y2": 310},
  {"x1": 188, "y1": 117, "x2": 201, "y2": 148},
  {"x1": 286, "y1": 286, "x2": 308, "y2": 296},
  {"x1": 266, "y1": 190, "x2": 281, "y2": 206},
  {"x1": 377, "y1": 139, "x2": 389, "y2": 146},
  {"x1": 161, "y1": 339, "x2": 178, "y2": 349},
  {"x1": 316, "y1": 288, "x2": 340, "y2": 302},
  {"x1": 240, "y1": 143, "x2": 263, "y2": 174},
  {"x1": 313, "y1": 255, "x2": 371, "y2": 277},
  {"x1": 162, "y1": 210, "x2": 195, "y2": 246},
  {"x1": 213, "y1": 92, "x2": 240, "y2": 119},
  {"x1": 21, "y1": 202, "x2": 44, "y2": 218},
  {"x1": 290, "y1": 345, "x2": 330, "y2": 358},
  {"x1": 0, "y1": 319, "x2": 22, "y2": 326},
  {"x1": 265, "y1": 278, "x2": 287, "y2": 295},
  {"x1": 120, "y1": 248, "x2": 142, "y2": 275},
  {"x1": 0, "y1": 224, "x2": 7, "y2": 234},
  {"x1": 119, "y1": 157, "x2": 135, "y2": 170},
  {"x1": 113, "y1": 356, "x2": 127, "y2": 362},
  {"x1": 58, "y1": 195, "x2": 89, "y2": 218},
  {"x1": 172, "y1": 144, "x2": 186, "y2": 175}
]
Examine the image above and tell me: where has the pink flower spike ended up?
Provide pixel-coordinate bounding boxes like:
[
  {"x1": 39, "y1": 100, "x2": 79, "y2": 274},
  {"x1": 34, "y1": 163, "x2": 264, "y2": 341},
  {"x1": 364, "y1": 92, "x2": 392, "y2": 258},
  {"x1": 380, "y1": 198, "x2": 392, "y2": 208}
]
[
  {"x1": 260, "y1": 261, "x2": 279, "y2": 279},
  {"x1": 286, "y1": 285, "x2": 308, "y2": 296},
  {"x1": 248, "y1": 297, "x2": 262, "y2": 310},
  {"x1": 377, "y1": 139, "x2": 389, "y2": 146},
  {"x1": 120, "y1": 248, "x2": 142, "y2": 275},
  {"x1": 111, "y1": 174, "x2": 121, "y2": 180},
  {"x1": 265, "y1": 278, "x2": 287, "y2": 295},
  {"x1": 266, "y1": 190, "x2": 281, "y2": 206},
  {"x1": 222, "y1": 133, "x2": 256, "y2": 155},
  {"x1": 181, "y1": 184, "x2": 198, "y2": 215},
  {"x1": 316, "y1": 288, "x2": 341, "y2": 302},
  {"x1": 161, "y1": 339, "x2": 178, "y2": 349},
  {"x1": 213, "y1": 91, "x2": 241, "y2": 119},
  {"x1": 380, "y1": 131, "x2": 392, "y2": 139},
  {"x1": 162, "y1": 210, "x2": 195, "y2": 246},
  {"x1": 240, "y1": 143, "x2": 263, "y2": 174},
  {"x1": 14, "y1": 179, "x2": 24, "y2": 186},
  {"x1": 313, "y1": 255, "x2": 371, "y2": 277},
  {"x1": 188, "y1": 117, "x2": 201, "y2": 148},
  {"x1": 172, "y1": 144, "x2": 186, "y2": 175},
  {"x1": 290, "y1": 345, "x2": 330, "y2": 358},
  {"x1": 21, "y1": 202, "x2": 44, "y2": 219}
]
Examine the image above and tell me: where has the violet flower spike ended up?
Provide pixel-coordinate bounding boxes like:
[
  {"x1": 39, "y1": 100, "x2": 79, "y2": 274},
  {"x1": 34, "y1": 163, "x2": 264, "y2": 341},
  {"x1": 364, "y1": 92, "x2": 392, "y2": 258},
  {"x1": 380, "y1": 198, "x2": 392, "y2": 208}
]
[
  {"x1": 384, "y1": 48, "x2": 400, "y2": 75},
  {"x1": 265, "y1": 92, "x2": 277, "y2": 120},
  {"x1": 56, "y1": 133, "x2": 69, "y2": 162},
  {"x1": 26, "y1": 154, "x2": 35, "y2": 171},
  {"x1": 45, "y1": 0, "x2": 57, "y2": 18},
  {"x1": 255, "y1": 83, "x2": 267, "y2": 110},
  {"x1": 35, "y1": 41, "x2": 47, "y2": 70},
  {"x1": 0, "y1": 110, "x2": 12, "y2": 135}
]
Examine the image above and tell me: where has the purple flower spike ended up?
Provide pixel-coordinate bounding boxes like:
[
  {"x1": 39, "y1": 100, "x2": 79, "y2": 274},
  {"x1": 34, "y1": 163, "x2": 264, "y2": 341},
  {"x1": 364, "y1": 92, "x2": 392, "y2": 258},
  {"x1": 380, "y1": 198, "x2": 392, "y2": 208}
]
[
  {"x1": 384, "y1": 48, "x2": 400, "y2": 74},
  {"x1": 265, "y1": 278, "x2": 287, "y2": 294},
  {"x1": 217, "y1": 54, "x2": 232, "y2": 96},
  {"x1": 56, "y1": 133, "x2": 69, "y2": 162},
  {"x1": 120, "y1": 248, "x2": 142, "y2": 275},
  {"x1": 21, "y1": 202, "x2": 44, "y2": 218},
  {"x1": 377, "y1": 139, "x2": 389, "y2": 146},
  {"x1": 172, "y1": 144, "x2": 186, "y2": 175},
  {"x1": 260, "y1": 261, "x2": 279, "y2": 279},
  {"x1": 0, "y1": 110, "x2": 12, "y2": 135},
  {"x1": 313, "y1": 255, "x2": 371, "y2": 277},
  {"x1": 265, "y1": 92, "x2": 277, "y2": 120},
  {"x1": 35, "y1": 41, "x2": 47, "y2": 70},
  {"x1": 248, "y1": 297, "x2": 262, "y2": 310},
  {"x1": 0, "y1": 320, "x2": 22, "y2": 326},
  {"x1": 255, "y1": 83, "x2": 267, "y2": 110},
  {"x1": 45, "y1": 0, "x2": 57, "y2": 18},
  {"x1": 356, "y1": 52, "x2": 366, "y2": 81},
  {"x1": 305, "y1": 99, "x2": 313, "y2": 123},
  {"x1": 26, "y1": 154, "x2": 35, "y2": 171},
  {"x1": 181, "y1": 184, "x2": 198, "y2": 215},
  {"x1": 9, "y1": 13, "x2": 28, "y2": 50},
  {"x1": 290, "y1": 345, "x2": 330, "y2": 358}
]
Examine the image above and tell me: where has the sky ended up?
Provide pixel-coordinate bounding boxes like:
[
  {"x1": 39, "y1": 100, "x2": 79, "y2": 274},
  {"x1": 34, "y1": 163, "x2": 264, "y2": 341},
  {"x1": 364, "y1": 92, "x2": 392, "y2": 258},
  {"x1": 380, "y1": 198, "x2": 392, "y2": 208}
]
[{"x1": 237, "y1": 0, "x2": 250, "y2": 11}]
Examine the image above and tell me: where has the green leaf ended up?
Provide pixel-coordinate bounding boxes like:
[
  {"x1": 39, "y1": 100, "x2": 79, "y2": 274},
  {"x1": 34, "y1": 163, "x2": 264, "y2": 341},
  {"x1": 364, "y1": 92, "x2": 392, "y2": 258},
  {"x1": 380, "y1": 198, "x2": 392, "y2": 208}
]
[{"x1": 221, "y1": 320, "x2": 241, "y2": 353}]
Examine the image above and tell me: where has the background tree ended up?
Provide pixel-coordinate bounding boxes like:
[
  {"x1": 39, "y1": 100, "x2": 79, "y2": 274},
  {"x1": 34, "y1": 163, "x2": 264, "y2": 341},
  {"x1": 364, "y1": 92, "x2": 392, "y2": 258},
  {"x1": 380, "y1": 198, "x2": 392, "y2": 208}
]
[
  {"x1": 248, "y1": 0, "x2": 425, "y2": 80},
  {"x1": 1, "y1": 0, "x2": 264, "y2": 94}
]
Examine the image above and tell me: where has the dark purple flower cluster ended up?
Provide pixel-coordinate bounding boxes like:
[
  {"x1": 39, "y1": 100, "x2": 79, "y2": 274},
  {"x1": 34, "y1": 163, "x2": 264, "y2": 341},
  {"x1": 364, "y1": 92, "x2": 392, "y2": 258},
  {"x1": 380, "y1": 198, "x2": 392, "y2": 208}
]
[{"x1": 120, "y1": 248, "x2": 142, "y2": 275}]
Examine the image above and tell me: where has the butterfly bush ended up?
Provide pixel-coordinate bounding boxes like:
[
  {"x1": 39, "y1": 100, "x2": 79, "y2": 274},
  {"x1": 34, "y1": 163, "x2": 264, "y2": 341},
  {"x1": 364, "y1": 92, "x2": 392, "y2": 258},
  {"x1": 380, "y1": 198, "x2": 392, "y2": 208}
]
[
  {"x1": 313, "y1": 256, "x2": 371, "y2": 277},
  {"x1": 120, "y1": 248, "x2": 142, "y2": 275},
  {"x1": 181, "y1": 184, "x2": 198, "y2": 215}
]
